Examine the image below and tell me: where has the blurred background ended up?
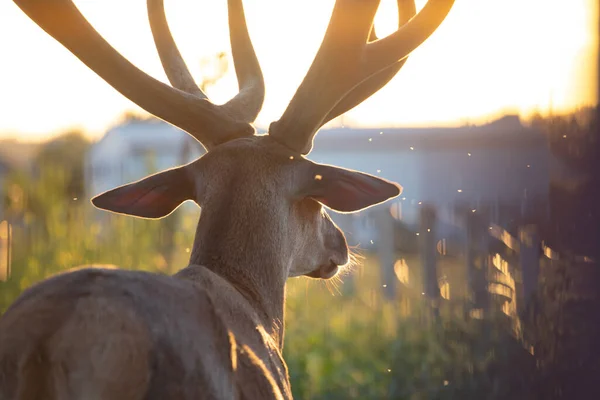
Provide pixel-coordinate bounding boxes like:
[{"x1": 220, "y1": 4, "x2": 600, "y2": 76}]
[{"x1": 1, "y1": 0, "x2": 599, "y2": 398}]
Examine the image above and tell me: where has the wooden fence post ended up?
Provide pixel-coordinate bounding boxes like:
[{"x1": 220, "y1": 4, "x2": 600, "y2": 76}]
[
  {"x1": 0, "y1": 220, "x2": 11, "y2": 282},
  {"x1": 420, "y1": 205, "x2": 439, "y2": 300},
  {"x1": 464, "y1": 209, "x2": 489, "y2": 314},
  {"x1": 519, "y1": 224, "x2": 540, "y2": 305},
  {"x1": 376, "y1": 207, "x2": 396, "y2": 299}
]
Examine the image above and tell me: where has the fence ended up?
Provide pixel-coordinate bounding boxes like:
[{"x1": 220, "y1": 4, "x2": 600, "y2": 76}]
[
  {"x1": 0, "y1": 220, "x2": 11, "y2": 282},
  {"x1": 359, "y1": 200, "x2": 597, "y2": 325}
]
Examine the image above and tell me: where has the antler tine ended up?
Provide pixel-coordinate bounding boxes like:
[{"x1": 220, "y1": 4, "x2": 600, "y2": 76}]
[
  {"x1": 14, "y1": 0, "x2": 264, "y2": 151},
  {"x1": 364, "y1": 0, "x2": 454, "y2": 77},
  {"x1": 221, "y1": 0, "x2": 266, "y2": 123},
  {"x1": 147, "y1": 0, "x2": 265, "y2": 123},
  {"x1": 322, "y1": 0, "x2": 416, "y2": 125},
  {"x1": 268, "y1": 0, "x2": 381, "y2": 154},
  {"x1": 147, "y1": 0, "x2": 207, "y2": 98},
  {"x1": 269, "y1": 0, "x2": 455, "y2": 155}
]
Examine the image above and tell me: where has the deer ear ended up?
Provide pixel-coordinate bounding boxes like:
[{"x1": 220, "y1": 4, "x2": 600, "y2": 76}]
[
  {"x1": 302, "y1": 164, "x2": 402, "y2": 213},
  {"x1": 91, "y1": 166, "x2": 195, "y2": 219}
]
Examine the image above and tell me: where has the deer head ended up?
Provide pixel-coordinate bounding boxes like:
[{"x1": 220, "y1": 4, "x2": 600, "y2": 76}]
[{"x1": 13, "y1": 0, "x2": 454, "y2": 305}]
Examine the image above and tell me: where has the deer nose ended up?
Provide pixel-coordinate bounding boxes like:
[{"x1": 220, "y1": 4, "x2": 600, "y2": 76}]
[
  {"x1": 304, "y1": 261, "x2": 339, "y2": 280},
  {"x1": 319, "y1": 261, "x2": 339, "y2": 280}
]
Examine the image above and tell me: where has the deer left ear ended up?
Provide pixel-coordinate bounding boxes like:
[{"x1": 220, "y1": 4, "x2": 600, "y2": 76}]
[
  {"x1": 300, "y1": 163, "x2": 402, "y2": 213},
  {"x1": 91, "y1": 165, "x2": 195, "y2": 219}
]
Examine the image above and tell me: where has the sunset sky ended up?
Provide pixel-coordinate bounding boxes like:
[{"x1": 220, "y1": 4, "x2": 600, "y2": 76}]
[{"x1": 0, "y1": 0, "x2": 597, "y2": 141}]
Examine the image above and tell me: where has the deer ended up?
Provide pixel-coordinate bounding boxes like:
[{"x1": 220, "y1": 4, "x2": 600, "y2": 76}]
[{"x1": 0, "y1": 0, "x2": 454, "y2": 398}]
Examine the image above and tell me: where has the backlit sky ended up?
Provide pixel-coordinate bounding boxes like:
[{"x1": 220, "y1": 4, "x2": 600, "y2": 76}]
[{"x1": 0, "y1": 0, "x2": 597, "y2": 141}]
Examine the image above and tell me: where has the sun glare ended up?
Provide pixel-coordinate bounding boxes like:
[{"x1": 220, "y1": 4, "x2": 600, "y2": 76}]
[{"x1": 0, "y1": 0, "x2": 597, "y2": 140}]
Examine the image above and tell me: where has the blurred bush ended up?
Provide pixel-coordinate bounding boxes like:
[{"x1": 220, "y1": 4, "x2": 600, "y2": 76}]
[{"x1": 0, "y1": 132, "x2": 196, "y2": 311}]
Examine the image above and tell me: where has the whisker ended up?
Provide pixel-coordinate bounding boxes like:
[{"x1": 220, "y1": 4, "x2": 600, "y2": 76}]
[
  {"x1": 330, "y1": 276, "x2": 342, "y2": 296},
  {"x1": 324, "y1": 279, "x2": 336, "y2": 296}
]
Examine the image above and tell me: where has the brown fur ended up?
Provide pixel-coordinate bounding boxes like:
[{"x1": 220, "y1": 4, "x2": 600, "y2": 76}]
[{"x1": 0, "y1": 265, "x2": 291, "y2": 399}]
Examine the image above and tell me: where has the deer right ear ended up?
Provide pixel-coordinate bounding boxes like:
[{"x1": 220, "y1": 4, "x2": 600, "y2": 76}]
[
  {"x1": 91, "y1": 166, "x2": 195, "y2": 219},
  {"x1": 300, "y1": 163, "x2": 402, "y2": 213}
]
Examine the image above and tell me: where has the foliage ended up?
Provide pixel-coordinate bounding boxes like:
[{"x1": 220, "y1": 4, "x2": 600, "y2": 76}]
[
  {"x1": 33, "y1": 130, "x2": 90, "y2": 200},
  {"x1": 284, "y1": 272, "x2": 538, "y2": 400},
  {"x1": 532, "y1": 107, "x2": 600, "y2": 258},
  {"x1": 0, "y1": 156, "x2": 196, "y2": 312}
]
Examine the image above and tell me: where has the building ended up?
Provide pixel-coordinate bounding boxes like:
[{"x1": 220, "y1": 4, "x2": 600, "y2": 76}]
[
  {"x1": 85, "y1": 118, "x2": 205, "y2": 199},
  {"x1": 308, "y1": 115, "x2": 562, "y2": 246}
]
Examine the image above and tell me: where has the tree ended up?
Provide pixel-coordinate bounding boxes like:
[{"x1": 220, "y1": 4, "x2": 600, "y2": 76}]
[{"x1": 34, "y1": 131, "x2": 90, "y2": 201}]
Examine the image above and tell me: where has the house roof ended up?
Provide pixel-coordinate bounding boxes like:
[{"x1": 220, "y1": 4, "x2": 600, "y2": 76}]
[{"x1": 312, "y1": 115, "x2": 545, "y2": 153}]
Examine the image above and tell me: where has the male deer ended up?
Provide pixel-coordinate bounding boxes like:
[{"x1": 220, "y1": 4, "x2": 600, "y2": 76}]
[{"x1": 0, "y1": 0, "x2": 454, "y2": 398}]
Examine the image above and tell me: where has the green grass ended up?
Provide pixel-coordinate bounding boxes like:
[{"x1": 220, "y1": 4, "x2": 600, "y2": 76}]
[{"x1": 0, "y1": 167, "x2": 563, "y2": 399}]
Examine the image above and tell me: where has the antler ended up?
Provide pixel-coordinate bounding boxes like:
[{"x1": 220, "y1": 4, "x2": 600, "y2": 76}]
[
  {"x1": 14, "y1": 0, "x2": 265, "y2": 150},
  {"x1": 322, "y1": 0, "x2": 416, "y2": 125},
  {"x1": 147, "y1": 0, "x2": 265, "y2": 124},
  {"x1": 269, "y1": 0, "x2": 455, "y2": 154}
]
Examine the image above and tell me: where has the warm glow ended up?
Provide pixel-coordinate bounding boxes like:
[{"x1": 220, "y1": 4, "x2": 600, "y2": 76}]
[
  {"x1": 0, "y1": 0, "x2": 597, "y2": 141},
  {"x1": 0, "y1": 221, "x2": 11, "y2": 282},
  {"x1": 389, "y1": 202, "x2": 402, "y2": 220},
  {"x1": 439, "y1": 278, "x2": 450, "y2": 300},
  {"x1": 393, "y1": 259, "x2": 409, "y2": 284}
]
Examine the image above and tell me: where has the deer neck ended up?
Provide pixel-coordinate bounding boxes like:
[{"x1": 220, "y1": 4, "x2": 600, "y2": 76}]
[{"x1": 188, "y1": 203, "x2": 289, "y2": 348}]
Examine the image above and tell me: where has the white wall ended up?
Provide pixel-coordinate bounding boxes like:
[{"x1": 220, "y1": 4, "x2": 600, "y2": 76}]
[{"x1": 85, "y1": 120, "x2": 204, "y2": 199}]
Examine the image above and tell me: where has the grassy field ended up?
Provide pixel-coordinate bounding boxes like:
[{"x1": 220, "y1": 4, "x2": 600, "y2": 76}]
[{"x1": 0, "y1": 162, "x2": 587, "y2": 399}]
